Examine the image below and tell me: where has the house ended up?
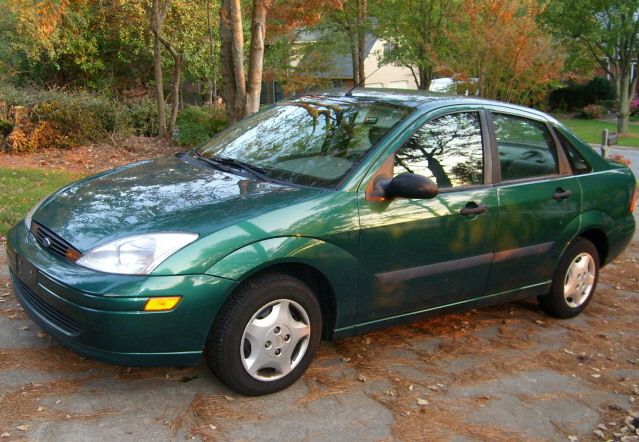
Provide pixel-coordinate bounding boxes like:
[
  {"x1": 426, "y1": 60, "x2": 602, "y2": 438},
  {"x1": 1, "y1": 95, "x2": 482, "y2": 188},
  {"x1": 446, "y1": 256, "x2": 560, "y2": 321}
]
[{"x1": 260, "y1": 32, "x2": 418, "y2": 104}]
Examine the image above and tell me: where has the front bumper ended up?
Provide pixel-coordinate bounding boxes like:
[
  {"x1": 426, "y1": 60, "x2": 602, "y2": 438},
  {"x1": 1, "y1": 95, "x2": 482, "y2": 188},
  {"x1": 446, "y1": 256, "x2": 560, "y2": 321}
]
[{"x1": 6, "y1": 222, "x2": 237, "y2": 367}]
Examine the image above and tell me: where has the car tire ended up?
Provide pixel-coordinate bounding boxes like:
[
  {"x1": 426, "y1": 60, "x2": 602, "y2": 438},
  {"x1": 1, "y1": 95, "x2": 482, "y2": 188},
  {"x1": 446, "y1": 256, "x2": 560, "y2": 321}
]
[
  {"x1": 205, "y1": 272, "x2": 322, "y2": 396},
  {"x1": 538, "y1": 238, "x2": 599, "y2": 319}
]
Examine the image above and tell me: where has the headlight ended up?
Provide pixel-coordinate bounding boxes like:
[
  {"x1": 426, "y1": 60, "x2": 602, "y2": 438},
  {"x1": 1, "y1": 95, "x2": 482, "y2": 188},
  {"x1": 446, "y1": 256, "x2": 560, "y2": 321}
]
[{"x1": 76, "y1": 232, "x2": 198, "y2": 275}]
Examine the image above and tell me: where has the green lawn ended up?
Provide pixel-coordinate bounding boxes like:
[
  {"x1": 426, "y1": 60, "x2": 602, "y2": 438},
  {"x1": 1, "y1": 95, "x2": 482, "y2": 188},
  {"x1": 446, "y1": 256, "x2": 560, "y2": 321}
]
[
  {"x1": 558, "y1": 117, "x2": 639, "y2": 147},
  {"x1": 0, "y1": 167, "x2": 82, "y2": 237}
]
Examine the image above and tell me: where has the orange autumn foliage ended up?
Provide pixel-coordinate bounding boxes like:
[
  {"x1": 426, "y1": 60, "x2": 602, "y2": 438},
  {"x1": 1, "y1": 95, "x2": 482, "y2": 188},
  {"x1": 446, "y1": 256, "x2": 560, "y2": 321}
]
[{"x1": 446, "y1": 0, "x2": 562, "y2": 106}]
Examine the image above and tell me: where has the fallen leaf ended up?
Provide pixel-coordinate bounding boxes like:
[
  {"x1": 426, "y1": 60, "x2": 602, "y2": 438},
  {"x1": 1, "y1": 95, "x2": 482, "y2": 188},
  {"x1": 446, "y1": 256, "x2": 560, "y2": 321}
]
[
  {"x1": 16, "y1": 425, "x2": 29, "y2": 431},
  {"x1": 417, "y1": 399, "x2": 429, "y2": 406},
  {"x1": 19, "y1": 326, "x2": 30, "y2": 331}
]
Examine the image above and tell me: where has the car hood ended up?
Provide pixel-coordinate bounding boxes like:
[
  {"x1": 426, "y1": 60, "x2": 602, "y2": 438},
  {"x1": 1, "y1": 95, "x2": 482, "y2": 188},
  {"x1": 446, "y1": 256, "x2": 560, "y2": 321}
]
[{"x1": 32, "y1": 154, "x2": 323, "y2": 251}]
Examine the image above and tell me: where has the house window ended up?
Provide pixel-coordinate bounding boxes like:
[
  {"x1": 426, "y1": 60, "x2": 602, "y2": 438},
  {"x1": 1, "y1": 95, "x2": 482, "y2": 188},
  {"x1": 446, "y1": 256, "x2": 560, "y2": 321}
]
[{"x1": 383, "y1": 43, "x2": 399, "y2": 61}]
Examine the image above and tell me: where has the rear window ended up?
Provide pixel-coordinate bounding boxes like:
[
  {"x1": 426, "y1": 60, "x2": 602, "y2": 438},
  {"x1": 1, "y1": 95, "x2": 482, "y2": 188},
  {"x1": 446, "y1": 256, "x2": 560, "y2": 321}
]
[{"x1": 553, "y1": 128, "x2": 592, "y2": 174}]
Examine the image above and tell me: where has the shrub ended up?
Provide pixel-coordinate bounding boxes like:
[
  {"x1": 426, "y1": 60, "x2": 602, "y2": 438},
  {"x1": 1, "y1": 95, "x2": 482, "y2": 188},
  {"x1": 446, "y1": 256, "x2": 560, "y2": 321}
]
[
  {"x1": 0, "y1": 81, "x2": 162, "y2": 152},
  {"x1": 580, "y1": 104, "x2": 604, "y2": 119},
  {"x1": 126, "y1": 97, "x2": 160, "y2": 137},
  {"x1": 0, "y1": 118, "x2": 12, "y2": 137},
  {"x1": 175, "y1": 105, "x2": 227, "y2": 147},
  {"x1": 548, "y1": 77, "x2": 616, "y2": 111}
]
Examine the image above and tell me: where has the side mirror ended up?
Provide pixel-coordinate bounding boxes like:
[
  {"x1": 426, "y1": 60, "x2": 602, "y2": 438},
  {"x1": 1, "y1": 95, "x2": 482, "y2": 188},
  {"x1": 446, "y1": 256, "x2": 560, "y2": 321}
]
[{"x1": 375, "y1": 173, "x2": 438, "y2": 200}]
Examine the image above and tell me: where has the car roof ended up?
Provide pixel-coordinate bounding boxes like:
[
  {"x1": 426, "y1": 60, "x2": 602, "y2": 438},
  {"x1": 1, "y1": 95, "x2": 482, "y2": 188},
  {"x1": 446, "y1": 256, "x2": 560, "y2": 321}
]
[{"x1": 297, "y1": 88, "x2": 554, "y2": 122}]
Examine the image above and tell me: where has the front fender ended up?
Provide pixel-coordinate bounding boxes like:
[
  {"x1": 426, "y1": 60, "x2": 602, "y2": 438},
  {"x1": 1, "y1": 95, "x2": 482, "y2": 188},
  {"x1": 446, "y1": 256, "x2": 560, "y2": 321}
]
[{"x1": 205, "y1": 236, "x2": 359, "y2": 334}]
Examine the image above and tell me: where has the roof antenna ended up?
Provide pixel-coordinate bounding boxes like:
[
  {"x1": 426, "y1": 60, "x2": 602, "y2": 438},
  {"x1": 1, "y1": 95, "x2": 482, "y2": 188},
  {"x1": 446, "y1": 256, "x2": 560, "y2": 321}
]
[{"x1": 344, "y1": 65, "x2": 383, "y2": 97}]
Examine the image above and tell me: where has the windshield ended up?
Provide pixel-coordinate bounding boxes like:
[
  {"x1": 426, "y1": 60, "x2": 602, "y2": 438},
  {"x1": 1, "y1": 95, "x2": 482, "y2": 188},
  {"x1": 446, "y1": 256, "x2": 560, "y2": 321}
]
[{"x1": 196, "y1": 96, "x2": 413, "y2": 188}]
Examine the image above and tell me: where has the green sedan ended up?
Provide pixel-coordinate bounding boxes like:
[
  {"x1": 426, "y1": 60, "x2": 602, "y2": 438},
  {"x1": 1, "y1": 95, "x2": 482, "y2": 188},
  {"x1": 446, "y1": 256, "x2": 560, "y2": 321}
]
[{"x1": 6, "y1": 89, "x2": 636, "y2": 396}]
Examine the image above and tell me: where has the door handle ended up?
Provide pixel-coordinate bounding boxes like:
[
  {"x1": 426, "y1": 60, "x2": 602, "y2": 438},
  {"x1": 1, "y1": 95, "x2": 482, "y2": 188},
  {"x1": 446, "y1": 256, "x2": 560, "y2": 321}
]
[
  {"x1": 460, "y1": 204, "x2": 488, "y2": 216},
  {"x1": 553, "y1": 189, "x2": 573, "y2": 200}
]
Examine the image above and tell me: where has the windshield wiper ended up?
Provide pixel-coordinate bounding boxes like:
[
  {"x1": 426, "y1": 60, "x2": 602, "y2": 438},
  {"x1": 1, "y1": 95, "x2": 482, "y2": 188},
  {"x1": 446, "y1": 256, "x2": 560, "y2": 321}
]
[
  {"x1": 192, "y1": 150, "x2": 235, "y2": 174},
  {"x1": 193, "y1": 151, "x2": 273, "y2": 183},
  {"x1": 212, "y1": 157, "x2": 274, "y2": 183}
]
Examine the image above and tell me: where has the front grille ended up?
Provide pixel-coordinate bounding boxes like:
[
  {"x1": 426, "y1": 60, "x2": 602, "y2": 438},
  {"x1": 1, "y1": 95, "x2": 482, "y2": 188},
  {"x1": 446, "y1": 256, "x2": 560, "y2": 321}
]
[
  {"x1": 31, "y1": 221, "x2": 82, "y2": 262},
  {"x1": 10, "y1": 271, "x2": 83, "y2": 336}
]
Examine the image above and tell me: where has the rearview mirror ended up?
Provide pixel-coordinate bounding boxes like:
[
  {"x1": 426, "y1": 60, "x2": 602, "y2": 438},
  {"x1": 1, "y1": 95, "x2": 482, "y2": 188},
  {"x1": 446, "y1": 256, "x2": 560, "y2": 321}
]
[{"x1": 375, "y1": 173, "x2": 438, "y2": 200}]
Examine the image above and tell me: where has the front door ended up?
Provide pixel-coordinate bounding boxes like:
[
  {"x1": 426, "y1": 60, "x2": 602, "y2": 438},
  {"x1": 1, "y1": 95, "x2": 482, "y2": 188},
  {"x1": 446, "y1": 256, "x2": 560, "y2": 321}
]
[{"x1": 356, "y1": 111, "x2": 498, "y2": 325}]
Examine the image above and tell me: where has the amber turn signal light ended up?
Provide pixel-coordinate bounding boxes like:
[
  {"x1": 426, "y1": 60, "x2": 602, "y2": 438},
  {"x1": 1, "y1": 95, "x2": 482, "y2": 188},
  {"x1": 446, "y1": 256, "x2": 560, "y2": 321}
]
[{"x1": 143, "y1": 296, "x2": 182, "y2": 311}]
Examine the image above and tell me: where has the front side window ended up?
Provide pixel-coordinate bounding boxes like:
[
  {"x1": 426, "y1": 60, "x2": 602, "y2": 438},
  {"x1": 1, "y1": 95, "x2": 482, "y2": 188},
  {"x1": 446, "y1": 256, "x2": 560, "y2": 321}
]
[
  {"x1": 393, "y1": 112, "x2": 484, "y2": 188},
  {"x1": 197, "y1": 97, "x2": 412, "y2": 188},
  {"x1": 493, "y1": 113, "x2": 559, "y2": 181}
]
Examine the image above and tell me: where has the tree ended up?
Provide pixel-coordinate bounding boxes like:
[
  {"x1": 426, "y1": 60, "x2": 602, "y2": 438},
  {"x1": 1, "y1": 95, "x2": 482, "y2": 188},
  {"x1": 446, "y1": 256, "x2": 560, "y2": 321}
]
[
  {"x1": 219, "y1": 0, "x2": 340, "y2": 123},
  {"x1": 219, "y1": 0, "x2": 270, "y2": 125},
  {"x1": 447, "y1": 0, "x2": 562, "y2": 106},
  {"x1": 327, "y1": 0, "x2": 370, "y2": 86},
  {"x1": 263, "y1": 0, "x2": 347, "y2": 94},
  {"x1": 374, "y1": 0, "x2": 463, "y2": 90},
  {"x1": 542, "y1": 0, "x2": 639, "y2": 133},
  {"x1": 150, "y1": 0, "x2": 172, "y2": 138}
]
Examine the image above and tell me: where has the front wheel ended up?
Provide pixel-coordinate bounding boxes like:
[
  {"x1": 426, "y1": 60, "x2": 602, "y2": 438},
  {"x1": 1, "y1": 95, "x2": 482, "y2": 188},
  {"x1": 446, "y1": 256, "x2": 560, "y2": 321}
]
[
  {"x1": 205, "y1": 272, "x2": 322, "y2": 396},
  {"x1": 538, "y1": 238, "x2": 599, "y2": 319}
]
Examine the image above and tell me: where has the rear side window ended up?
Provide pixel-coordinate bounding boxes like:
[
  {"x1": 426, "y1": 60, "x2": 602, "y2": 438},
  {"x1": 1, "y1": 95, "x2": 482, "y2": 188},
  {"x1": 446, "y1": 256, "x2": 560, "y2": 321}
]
[
  {"x1": 492, "y1": 113, "x2": 559, "y2": 181},
  {"x1": 554, "y1": 128, "x2": 592, "y2": 174},
  {"x1": 393, "y1": 112, "x2": 484, "y2": 188}
]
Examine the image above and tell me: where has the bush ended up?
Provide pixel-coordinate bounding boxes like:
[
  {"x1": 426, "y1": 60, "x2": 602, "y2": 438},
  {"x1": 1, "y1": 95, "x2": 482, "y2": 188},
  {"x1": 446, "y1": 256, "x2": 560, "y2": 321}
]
[
  {"x1": 126, "y1": 97, "x2": 160, "y2": 137},
  {"x1": 548, "y1": 77, "x2": 616, "y2": 111},
  {"x1": 175, "y1": 105, "x2": 228, "y2": 147},
  {"x1": 580, "y1": 104, "x2": 605, "y2": 119},
  {"x1": 0, "y1": 82, "x2": 162, "y2": 152}
]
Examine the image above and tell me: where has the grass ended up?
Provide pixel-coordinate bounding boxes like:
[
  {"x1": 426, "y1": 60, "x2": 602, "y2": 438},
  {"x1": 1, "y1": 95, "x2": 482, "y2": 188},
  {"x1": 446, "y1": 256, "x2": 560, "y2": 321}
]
[
  {"x1": 0, "y1": 167, "x2": 82, "y2": 237},
  {"x1": 558, "y1": 117, "x2": 639, "y2": 147}
]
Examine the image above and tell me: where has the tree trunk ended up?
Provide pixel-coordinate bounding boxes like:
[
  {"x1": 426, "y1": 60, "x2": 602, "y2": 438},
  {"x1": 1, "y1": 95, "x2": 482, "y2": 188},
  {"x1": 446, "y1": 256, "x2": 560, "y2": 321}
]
[
  {"x1": 616, "y1": 60, "x2": 638, "y2": 134},
  {"x1": 348, "y1": 27, "x2": 360, "y2": 85},
  {"x1": 356, "y1": 0, "x2": 367, "y2": 86},
  {"x1": 220, "y1": 0, "x2": 271, "y2": 125},
  {"x1": 159, "y1": 39, "x2": 183, "y2": 136},
  {"x1": 150, "y1": 0, "x2": 171, "y2": 138},
  {"x1": 220, "y1": 0, "x2": 246, "y2": 125},
  {"x1": 206, "y1": 0, "x2": 217, "y2": 105},
  {"x1": 246, "y1": 0, "x2": 270, "y2": 115},
  {"x1": 153, "y1": 36, "x2": 167, "y2": 138}
]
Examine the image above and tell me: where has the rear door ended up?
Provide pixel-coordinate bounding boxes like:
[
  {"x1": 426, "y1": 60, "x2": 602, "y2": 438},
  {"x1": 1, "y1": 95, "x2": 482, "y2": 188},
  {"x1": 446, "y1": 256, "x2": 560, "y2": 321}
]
[{"x1": 485, "y1": 111, "x2": 582, "y2": 295}]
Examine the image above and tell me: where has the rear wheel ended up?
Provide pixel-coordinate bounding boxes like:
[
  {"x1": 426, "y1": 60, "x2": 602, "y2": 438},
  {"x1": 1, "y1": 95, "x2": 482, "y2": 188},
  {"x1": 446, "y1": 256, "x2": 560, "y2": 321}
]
[
  {"x1": 538, "y1": 238, "x2": 599, "y2": 319},
  {"x1": 205, "y1": 272, "x2": 322, "y2": 396}
]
